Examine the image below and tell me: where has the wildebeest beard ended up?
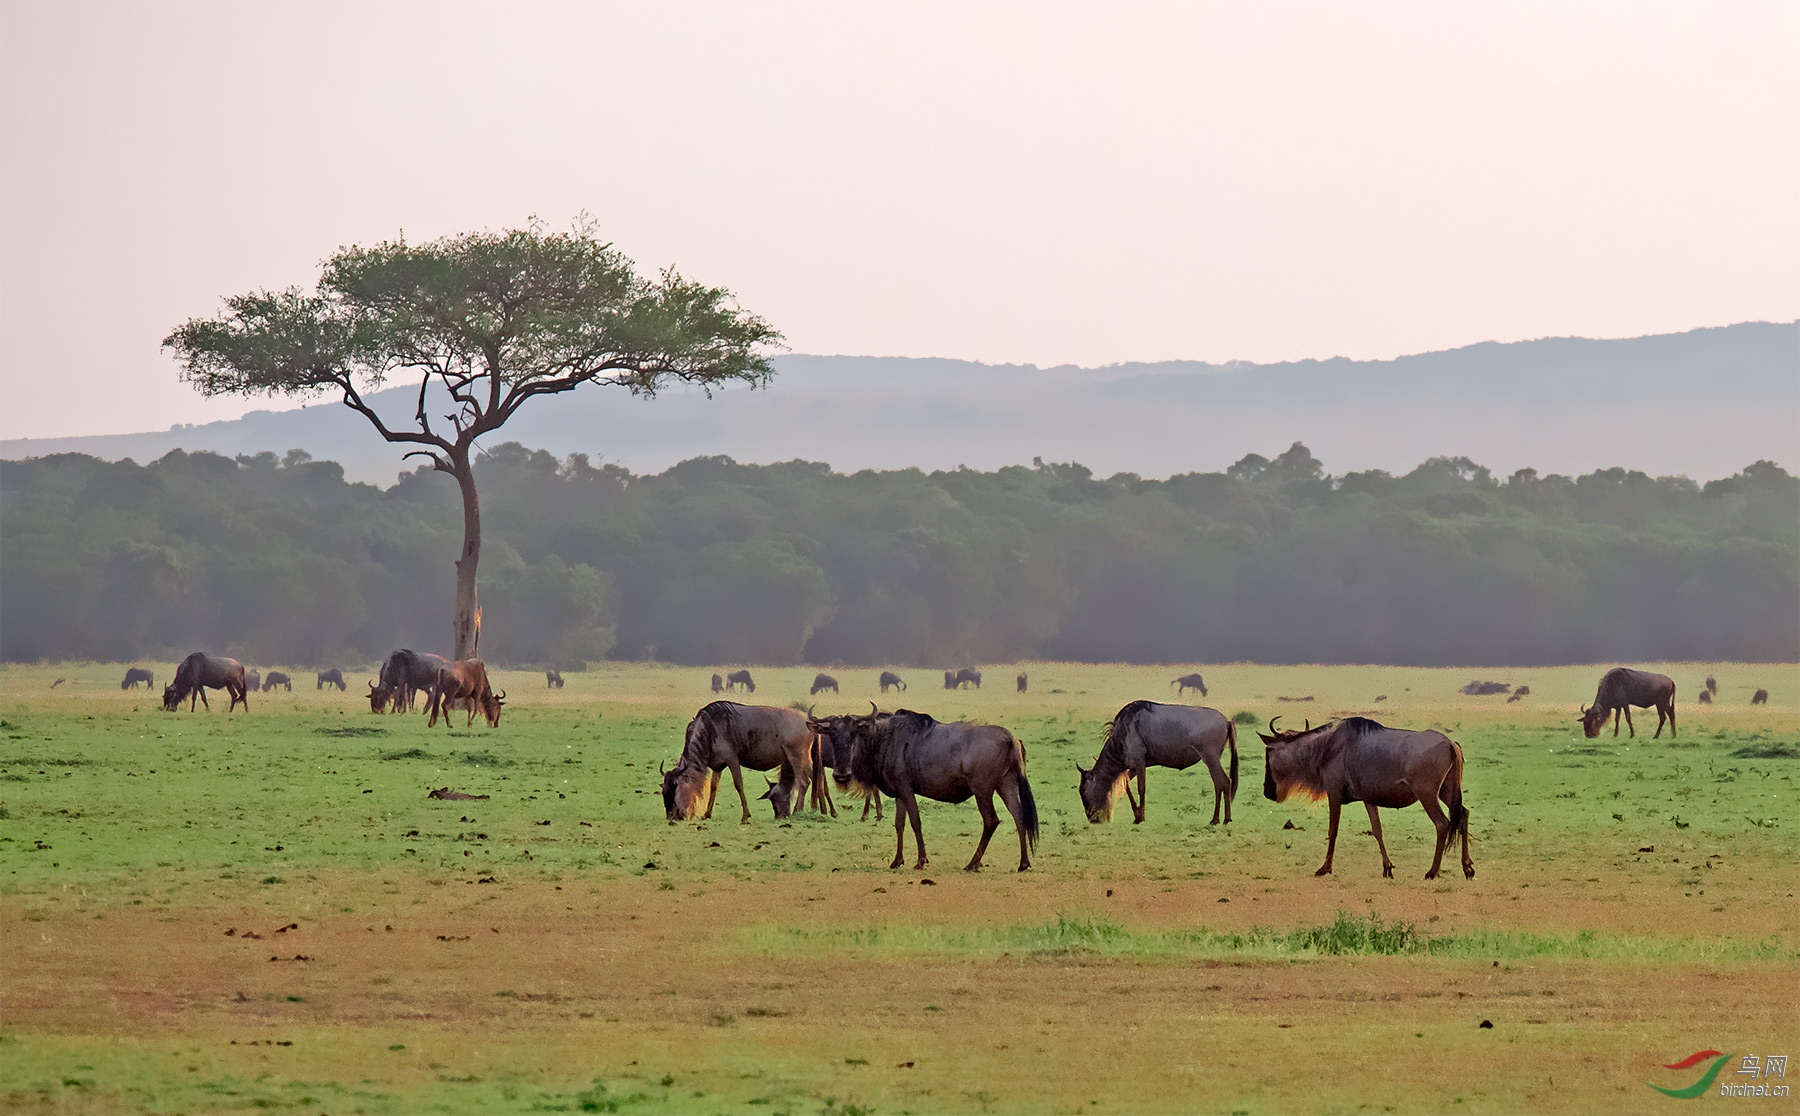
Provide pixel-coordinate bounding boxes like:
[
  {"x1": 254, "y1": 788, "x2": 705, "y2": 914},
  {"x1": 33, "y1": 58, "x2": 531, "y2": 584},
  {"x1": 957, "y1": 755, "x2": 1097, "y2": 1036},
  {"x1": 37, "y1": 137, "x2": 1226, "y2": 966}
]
[{"x1": 1260, "y1": 717, "x2": 1355, "y2": 802}]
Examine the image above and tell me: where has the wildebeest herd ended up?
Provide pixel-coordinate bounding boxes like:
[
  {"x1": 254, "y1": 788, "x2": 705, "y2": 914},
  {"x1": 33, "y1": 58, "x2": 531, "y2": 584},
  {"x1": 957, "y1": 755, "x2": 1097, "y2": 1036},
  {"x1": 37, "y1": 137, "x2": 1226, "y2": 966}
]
[{"x1": 123, "y1": 655, "x2": 1775, "y2": 879}]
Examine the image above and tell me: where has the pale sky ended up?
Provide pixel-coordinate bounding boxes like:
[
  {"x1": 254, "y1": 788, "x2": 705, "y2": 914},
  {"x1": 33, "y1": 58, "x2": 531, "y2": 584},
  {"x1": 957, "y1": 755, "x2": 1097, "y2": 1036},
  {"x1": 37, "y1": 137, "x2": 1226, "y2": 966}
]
[{"x1": 2, "y1": 1, "x2": 1796, "y2": 440}]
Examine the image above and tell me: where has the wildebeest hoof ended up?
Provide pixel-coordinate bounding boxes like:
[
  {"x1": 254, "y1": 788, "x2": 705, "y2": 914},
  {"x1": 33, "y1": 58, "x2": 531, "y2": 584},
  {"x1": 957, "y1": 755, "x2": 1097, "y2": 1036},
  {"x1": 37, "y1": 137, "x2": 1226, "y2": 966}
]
[
  {"x1": 889, "y1": 858, "x2": 905, "y2": 869},
  {"x1": 1315, "y1": 866, "x2": 1332, "y2": 876},
  {"x1": 1017, "y1": 863, "x2": 1030, "y2": 872},
  {"x1": 963, "y1": 863, "x2": 981, "y2": 872},
  {"x1": 1464, "y1": 865, "x2": 1476, "y2": 880},
  {"x1": 1384, "y1": 866, "x2": 1395, "y2": 878},
  {"x1": 1423, "y1": 869, "x2": 1437, "y2": 880}
]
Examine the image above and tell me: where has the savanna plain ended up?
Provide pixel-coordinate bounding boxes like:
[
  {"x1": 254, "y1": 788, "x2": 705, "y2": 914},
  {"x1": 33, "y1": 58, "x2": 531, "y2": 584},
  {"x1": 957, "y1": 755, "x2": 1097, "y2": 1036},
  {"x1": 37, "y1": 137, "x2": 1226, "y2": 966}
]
[{"x1": 1, "y1": 661, "x2": 1795, "y2": 1115}]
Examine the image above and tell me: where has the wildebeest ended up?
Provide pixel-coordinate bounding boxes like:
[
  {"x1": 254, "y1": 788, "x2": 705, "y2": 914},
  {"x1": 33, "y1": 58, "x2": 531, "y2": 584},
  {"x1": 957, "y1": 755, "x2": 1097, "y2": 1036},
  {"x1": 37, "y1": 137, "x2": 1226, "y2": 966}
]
[
  {"x1": 879, "y1": 671, "x2": 907, "y2": 693},
  {"x1": 810, "y1": 673, "x2": 839, "y2": 696},
  {"x1": 1696, "y1": 689, "x2": 1713, "y2": 705},
  {"x1": 1460, "y1": 680, "x2": 1510, "y2": 696},
  {"x1": 944, "y1": 668, "x2": 981, "y2": 690},
  {"x1": 120, "y1": 667, "x2": 154, "y2": 690},
  {"x1": 316, "y1": 668, "x2": 346, "y2": 691},
  {"x1": 262, "y1": 671, "x2": 292, "y2": 691},
  {"x1": 425, "y1": 659, "x2": 504, "y2": 728},
  {"x1": 662, "y1": 701, "x2": 814, "y2": 823},
  {"x1": 813, "y1": 708, "x2": 1038, "y2": 872},
  {"x1": 162, "y1": 653, "x2": 250, "y2": 713},
  {"x1": 711, "y1": 672, "x2": 724, "y2": 693},
  {"x1": 1579, "y1": 668, "x2": 1676, "y2": 739},
  {"x1": 1751, "y1": 688, "x2": 1769, "y2": 705},
  {"x1": 1171, "y1": 672, "x2": 1208, "y2": 697},
  {"x1": 766, "y1": 711, "x2": 881, "y2": 822},
  {"x1": 943, "y1": 670, "x2": 958, "y2": 690},
  {"x1": 1505, "y1": 685, "x2": 1527, "y2": 703},
  {"x1": 1705, "y1": 675, "x2": 1718, "y2": 696},
  {"x1": 370, "y1": 649, "x2": 452, "y2": 713},
  {"x1": 1016, "y1": 672, "x2": 1028, "y2": 693},
  {"x1": 244, "y1": 669, "x2": 262, "y2": 693},
  {"x1": 1261, "y1": 716, "x2": 1473, "y2": 880},
  {"x1": 725, "y1": 669, "x2": 756, "y2": 693},
  {"x1": 1077, "y1": 700, "x2": 1238, "y2": 826},
  {"x1": 546, "y1": 667, "x2": 564, "y2": 689}
]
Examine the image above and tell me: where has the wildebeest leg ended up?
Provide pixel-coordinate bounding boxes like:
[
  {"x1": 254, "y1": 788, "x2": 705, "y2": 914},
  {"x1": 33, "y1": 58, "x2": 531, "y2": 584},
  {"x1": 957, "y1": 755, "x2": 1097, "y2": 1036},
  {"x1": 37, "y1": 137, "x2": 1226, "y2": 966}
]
[
  {"x1": 966, "y1": 793, "x2": 1002, "y2": 871},
  {"x1": 1417, "y1": 794, "x2": 1452, "y2": 880},
  {"x1": 1622, "y1": 706, "x2": 1635, "y2": 737},
  {"x1": 728, "y1": 762, "x2": 752, "y2": 824},
  {"x1": 1611, "y1": 708, "x2": 1621, "y2": 736},
  {"x1": 1364, "y1": 802, "x2": 1396, "y2": 879},
  {"x1": 1654, "y1": 701, "x2": 1674, "y2": 739},
  {"x1": 998, "y1": 779, "x2": 1032, "y2": 871},
  {"x1": 702, "y1": 771, "x2": 720, "y2": 820},
  {"x1": 1132, "y1": 768, "x2": 1148, "y2": 824},
  {"x1": 1316, "y1": 795, "x2": 1341, "y2": 876},
  {"x1": 889, "y1": 793, "x2": 910, "y2": 868},
  {"x1": 907, "y1": 793, "x2": 928, "y2": 869},
  {"x1": 1205, "y1": 756, "x2": 1230, "y2": 824}
]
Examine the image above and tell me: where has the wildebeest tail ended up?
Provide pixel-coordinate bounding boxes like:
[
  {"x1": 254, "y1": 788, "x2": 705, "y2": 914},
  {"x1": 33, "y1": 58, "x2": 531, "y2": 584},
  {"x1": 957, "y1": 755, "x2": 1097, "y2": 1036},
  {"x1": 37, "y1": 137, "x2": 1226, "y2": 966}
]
[
  {"x1": 1447, "y1": 740, "x2": 1470, "y2": 848},
  {"x1": 1012, "y1": 736, "x2": 1039, "y2": 853},
  {"x1": 1227, "y1": 720, "x2": 1239, "y2": 800}
]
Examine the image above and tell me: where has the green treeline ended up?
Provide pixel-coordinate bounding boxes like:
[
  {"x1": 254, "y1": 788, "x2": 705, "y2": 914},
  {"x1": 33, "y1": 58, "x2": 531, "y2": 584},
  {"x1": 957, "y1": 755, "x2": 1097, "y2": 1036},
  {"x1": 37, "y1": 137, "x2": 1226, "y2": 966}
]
[{"x1": 2, "y1": 442, "x2": 1794, "y2": 667}]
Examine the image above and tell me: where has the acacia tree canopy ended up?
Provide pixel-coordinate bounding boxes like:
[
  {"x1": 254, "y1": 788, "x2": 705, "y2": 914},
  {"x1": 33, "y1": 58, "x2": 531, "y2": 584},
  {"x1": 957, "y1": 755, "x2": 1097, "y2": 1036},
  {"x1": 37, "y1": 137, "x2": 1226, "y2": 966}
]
[{"x1": 164, "y1": 222, "x2": 780, "y2": 658}]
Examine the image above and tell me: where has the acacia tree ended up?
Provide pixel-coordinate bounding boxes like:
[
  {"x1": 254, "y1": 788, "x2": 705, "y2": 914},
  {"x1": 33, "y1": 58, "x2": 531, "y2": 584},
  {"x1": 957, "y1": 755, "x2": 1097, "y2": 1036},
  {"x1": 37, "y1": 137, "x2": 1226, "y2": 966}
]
[{"x1": 165, "y1": 223, "x2": 779, "y2": 659}]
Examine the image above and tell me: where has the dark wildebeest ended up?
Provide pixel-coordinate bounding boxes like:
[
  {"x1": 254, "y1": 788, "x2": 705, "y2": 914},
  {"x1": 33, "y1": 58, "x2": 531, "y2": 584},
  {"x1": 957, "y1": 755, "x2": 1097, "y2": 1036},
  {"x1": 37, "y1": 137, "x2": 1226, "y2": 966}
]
[
  {"x1": 370, "y1": 650, "x2": 451, "y2": 713},
  {"x1": 1705, "y1": 675, "x2": 1718, "y2": 696},
  {"x1": 943, "y1": 670, "x2": 958, "y2": 690},
  {"x1": 661, "y1": 701, "x2": 815, "y2": 823},
  {"x1": 879, "y1": 671, "x2": 907, "y2": 693},
  {"x1": 725, "y1": 669, "x2": 756, "y2": 694},
  {"x1": 1261, "y1": 716, "x2": 1473, "y2": 880},
  {"x1": 262, "y1": 671, "x2": 292, "y2": 691},
  {"x1": 1579, "y1": 668, "x2": 1676, "y2": 739},
  {"x1": 1171, "y1": 672, "x2": 1208, "y2": 697},
  {"x1": 546, "y1": 667, "x2": 564, "y2": 689},
  {"x1": 1016, "y1": 672, "x2": 1028, "y2": 693},
  {"x1": 814, "y1": 708, "x2": 1038, "y2": 872},
  {"x1": 316, "y1": 669, "x2": 346, "y2": 691},
  {"x1": 947, "y1": 668, "x2": 981, "y2": 690},
  {"x1": 1077, "y1": 700, "x2": 1238, "y2": 825},
  {"x1": 810, "y1": 673, "x2": 839, "y2": 696},
  {"x1": 1506, "y1": 685, "x2": 1529, "y2": 704},
  {"x1": 767, "y1": 709, "x2": 882, "y2": 821},
  {"x1": 1696, "y1": 689, "x2": 1713, "y2": 705},
  {"x1": 425, "y1": 659, "x2": 504, "y2": 728},
  {"x1": 244, "y1": 669, "x2": 261, "y2": 693},
  {"x1": 121, "y1": 667, "x2": 154, "y2": 690},
  {"x1": 1751, "y1": 688, "x2": 1769, "y2": 705},
  {"x1": 1460, "y1": 680, "x2": 1510, "y2": 696},
  {"x1": 162, "y1": 653, "x2": 250, "y2": 713},
  {"x1": 711, "y1": 672, "x2": 724, "y2": 693}
]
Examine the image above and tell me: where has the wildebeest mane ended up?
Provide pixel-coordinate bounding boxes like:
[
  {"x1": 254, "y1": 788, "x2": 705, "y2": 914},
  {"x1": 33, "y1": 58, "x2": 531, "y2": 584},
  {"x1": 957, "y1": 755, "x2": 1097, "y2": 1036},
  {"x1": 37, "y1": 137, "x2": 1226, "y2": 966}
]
[
  {"x1": 1268, "y1": 717, "x2": 1369, "y2": 800},
  {"x1": 684, "y1": 700, "x2": 743, "y2": 766}
]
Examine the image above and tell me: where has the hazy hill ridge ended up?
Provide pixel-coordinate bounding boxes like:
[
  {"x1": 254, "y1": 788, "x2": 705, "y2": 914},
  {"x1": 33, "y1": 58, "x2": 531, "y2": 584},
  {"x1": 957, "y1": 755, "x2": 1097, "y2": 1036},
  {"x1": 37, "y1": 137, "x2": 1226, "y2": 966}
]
[{"x1": 5, "y1": 321, "x2": 1794, "y2": 485}]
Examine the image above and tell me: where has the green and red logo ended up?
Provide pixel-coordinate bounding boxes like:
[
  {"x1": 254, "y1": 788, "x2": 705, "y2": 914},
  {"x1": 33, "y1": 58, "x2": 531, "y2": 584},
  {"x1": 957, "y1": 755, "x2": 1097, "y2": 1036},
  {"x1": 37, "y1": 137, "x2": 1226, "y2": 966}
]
[{"x1": 1649, "y1": 1050, "x2": 1733, "y2": 1099}]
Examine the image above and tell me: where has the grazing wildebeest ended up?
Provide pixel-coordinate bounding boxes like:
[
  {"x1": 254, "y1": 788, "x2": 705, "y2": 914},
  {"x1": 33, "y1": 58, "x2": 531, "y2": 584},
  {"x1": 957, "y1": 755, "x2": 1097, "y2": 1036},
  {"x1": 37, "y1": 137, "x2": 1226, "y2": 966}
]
[
  {"x1": 425, "y1": 660, "x2": 504, "y2": 728},
  {"x1": 546, "y1": 667, "x2": 564, "y2": 689},
  {"x1": 953, "y1": 668, "x2": 982, "y2": 690},
  {"x1": 1171, "y1": 672, "x2": 1208, "y2": 697},
  {"x1": 725, "y1": 669, "x2": 756, "y2": 693},
  {"x1": 943, "y1": 670, "x2": 958, "y2": 690},
  {"x1": 814, "y1": 708, "x2": 1038, "y2": 872},
  {"x1": 1579, "y1": 668, "x2": 1676, "y2": 739},
  {"x1": 1506, "y1": 685, "x2": 1527, "y2": 704},
  {"x1": 661, "y1": 701, "x2": 815, "y2": 823},
  {"x1": 262, "y1": 671, "x2": 292, "y2": 691},
  {"x1": 370, "y1": 649, "x2": 451, "y2": 713},
  {"x1": 1751, "y1": 688, "x2": 1769, "y2": 705},
  {"x1": 244, "y1": 669, "x2": 261, "y2": 693},
  {"x1": 810, "y1": 672, "x2": 839, "y2": 696},
  {"x1": 1260, "y1": 716, "x2": 1473, "y2": 880},
  {"x1": 121, "y1": 667, "x2": 154, "y2": 690},
  {"x1": 711, "y1": 672, "x2": 724, "y2": 693},
  {"x1": 1016, "y1": 672, "x2": 1028, "y2": 693},
  {"x1": 879, "y1": 671, "x2": 907, "y2": 693},
  {"x1": 162, "y1": 653, "x2": 250, "y2": 713},
  {"x1": 1077, "y1": 700, "x2": 1238, "y2": 825},
  {"x1": 1696, "y1": 689, "x2": 1713, "y2": 705},
  {"x1": 1705, "y1": 675, "x2": 1718, "y2": 696},
  {"x1": 1460, "y1": 680, "x2": 1510, "y2": 696},
  {"x1": 317, "y1": 669, "x2": 346, "y2": 691}
]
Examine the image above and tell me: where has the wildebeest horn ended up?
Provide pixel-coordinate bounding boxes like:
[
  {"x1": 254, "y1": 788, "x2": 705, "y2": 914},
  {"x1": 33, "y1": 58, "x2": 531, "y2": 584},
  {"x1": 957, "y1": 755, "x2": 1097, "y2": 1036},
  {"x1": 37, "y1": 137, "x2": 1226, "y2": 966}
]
[
  {"x1": 869, "y1": 701, "x2": 878, "y2": 716},
  {"x1": 1303, "y1": 719, "x2": 1310, "y2": 731},
  {"x1": 494, "y1": 689, "x2": 506, "y2": 703},
  {"x1": 1268, "y1": 715, "x2": 1282, "y2": 734},
  {"x1": 659, "y1": 760, "x2": 666, "y2": 776},
  {"x1": 764, "y1": 775, "x2": 777, "y2": 789}
]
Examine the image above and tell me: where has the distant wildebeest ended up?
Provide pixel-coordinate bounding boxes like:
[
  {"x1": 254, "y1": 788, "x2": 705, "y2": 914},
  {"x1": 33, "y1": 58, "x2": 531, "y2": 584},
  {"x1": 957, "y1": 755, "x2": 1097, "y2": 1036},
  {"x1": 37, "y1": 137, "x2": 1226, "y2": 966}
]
[
  {"x1": 1506, "y1": 685, "x2": 1529, "y2": 704},
  {"x1": 1078, "y1": 700, "x2": 1238, "y2": 826},
  {"x1": 162, "y1": 652, "x2": 250, "y2": 713},
  {"x1": 316, "y1": 669, "x2": 346, "y2": 691},
  {"x1": 1171, "y1": 672, "x2": 1208, "y2": 697},
  {"x1": 1706, "y1": 675, "x2": 1718, "y2": 696},
  {"x1": 954, "y1": 668, "x2": 982, "y2": 690},
  {"x1": 943, "y1": 670, "x2": 958, "y2": 690},
  {"x1": 546, "y1": 667, "x2": 564, "y2": 689},
  {"x1": 879, "y1": 671, "x2": 907, "y2": 693},
  {"x1": 369, "y1": 649, "x2": 451, "y2": 713},
  {"x1": 1278, "y1": 695, "x2": 1315, "y2": 703},
  {"x1": 813, "y1": 707, "x2": 1038, "y2": 872},
  {"x1": 1579, "y1": 668, "x2": 1676, "y2": 739},
  {"x1": 1751, "y1": 688, "x2": 1769, "y2": 706},
  {"x1": 244, "y1": 669, "x2": 261, "y2": 693},
  {"x1": 710, "y1": 672, "x2": 724, "y2": 693},
  {"x1": 725, "y1": 669, "x2": 756, "y2": 693},
  {"x1": 1696, "y1": 689, "x2": 1713, "y2": 705},
  {"x1": 1460, "y1": 680, "x2": 1510, "y2": 696},
  {"x1": 425, "y1": 659, "x2": 504, "y2": 728},
  {"x1": 50, "y1": 678, "x2": 64, "y2": 688},
  {"x1": 662, "y1": 701, "x2": 814, "y2": 823},
  {"x1": 1261, "y1": 716, "x2": 1473, "y2": 880},
  {"x1": 1016, "y1": 672, "x2": 1028, "y2": 693},
  {"x1": 121, "y1": 667, "x2": 154, "y2": 690},
  {"x1": 262, "y1": 671, "x2": 292, "y2": 691},
  {"x1": 810, "y1": 673, "x2": 839, "y2": 696}
]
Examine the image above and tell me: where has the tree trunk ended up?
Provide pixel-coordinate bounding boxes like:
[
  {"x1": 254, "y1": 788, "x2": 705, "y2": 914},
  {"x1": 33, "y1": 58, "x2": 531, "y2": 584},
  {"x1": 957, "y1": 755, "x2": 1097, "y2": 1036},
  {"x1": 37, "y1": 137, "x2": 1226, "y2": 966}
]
[{"x1": 451, "y1": 456, "x2": 482, "y2": 660}]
